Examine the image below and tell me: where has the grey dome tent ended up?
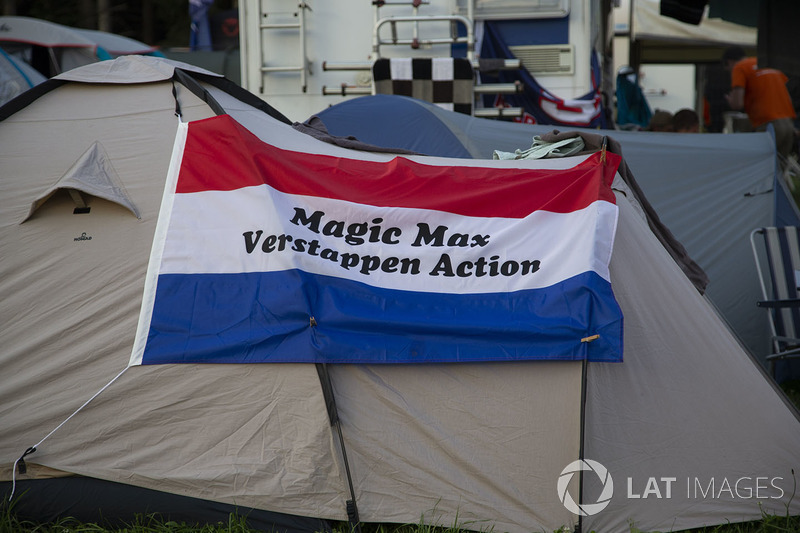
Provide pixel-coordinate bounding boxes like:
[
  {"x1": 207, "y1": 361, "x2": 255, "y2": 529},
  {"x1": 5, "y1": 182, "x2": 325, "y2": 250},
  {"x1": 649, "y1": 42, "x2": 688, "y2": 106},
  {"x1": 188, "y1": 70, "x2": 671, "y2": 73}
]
[
  {"x1": 0, "y1": 48, "x2": 46, "y2": 107},
  {"x1": 1, "y1": 56, "x2": 799, "y2": 533},
  {"x1": 0, "y1": 16, "x2": 111, "y2": 77},
  {"x1": 0, "y1": 16, "x2": 163, "y2": 79}
]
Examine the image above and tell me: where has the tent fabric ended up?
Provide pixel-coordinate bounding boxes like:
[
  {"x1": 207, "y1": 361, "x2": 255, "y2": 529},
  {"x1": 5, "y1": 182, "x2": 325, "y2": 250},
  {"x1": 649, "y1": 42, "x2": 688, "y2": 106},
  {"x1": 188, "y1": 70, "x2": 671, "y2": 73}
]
[
  {"x1": 0, "y1": 16, "x2": 161, "y2": 77},
  {"x1": 292, "y1": 116, "x2": 421, "y2": 155},
  {"x1": 0, "y1": 16, "x2": 106, "y2": 76},
  {"x1": 2, "y1": 56, "x2": 800, "y2": 533},
  {"x1": 302, "y1": 100, "x2": 468, "y2": 157},
  {"x1": 585, "y1": 179, "x2": 800, "y2": 531},
  {"x1": 0, "y1": 16, "x2": 100, "y2": 47},
  {"x1": 0, "y1": 63, "x2": 349, "y2": 523},
  {"x1": 23, "y1": 141, "x2": 141, "y2": 222},
  {"x1": 314, "y1": 94, "x2": 800, "y2": 370},
  {"x1": 53, "y1": 52, "x2": 218, "y2": 83},
  {"x1": 40, "y1": 54, "x2": 291, "y2": 128},
  {"x1": 72, "y1": 28, "x2": 164, "y2": 57},
  {"x1": 0, "y1": 48, "x2": 46, "y2": 106}
]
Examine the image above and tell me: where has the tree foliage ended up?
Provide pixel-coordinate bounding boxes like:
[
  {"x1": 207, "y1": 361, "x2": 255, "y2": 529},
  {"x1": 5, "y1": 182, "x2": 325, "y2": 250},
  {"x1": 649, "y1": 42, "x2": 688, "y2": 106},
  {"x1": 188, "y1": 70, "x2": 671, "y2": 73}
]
[{"x1": 3, "y1": 0, "x2": 235, "y2": 49}]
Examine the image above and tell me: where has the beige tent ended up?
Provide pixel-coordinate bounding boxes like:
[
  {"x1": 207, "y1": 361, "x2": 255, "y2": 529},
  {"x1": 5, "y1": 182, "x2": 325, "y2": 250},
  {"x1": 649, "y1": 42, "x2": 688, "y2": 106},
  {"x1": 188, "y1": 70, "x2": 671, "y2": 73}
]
[{"x1": 1, "y1": 56, "x2": 799, "y2": 533}]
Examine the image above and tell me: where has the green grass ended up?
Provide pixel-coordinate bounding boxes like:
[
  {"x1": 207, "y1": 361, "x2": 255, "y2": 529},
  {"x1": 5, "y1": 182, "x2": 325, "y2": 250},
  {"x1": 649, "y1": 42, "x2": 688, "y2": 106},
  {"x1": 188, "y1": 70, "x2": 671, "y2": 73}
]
[
  {"x1": 628, "y1": 511, "x2": 800, "y2": 533},
  {"x1": 3, "y1": 500, "x2": 800, "y2": 533},
  {"x1": 0, "y1": 503, "x2": 260, "y2": 532}
]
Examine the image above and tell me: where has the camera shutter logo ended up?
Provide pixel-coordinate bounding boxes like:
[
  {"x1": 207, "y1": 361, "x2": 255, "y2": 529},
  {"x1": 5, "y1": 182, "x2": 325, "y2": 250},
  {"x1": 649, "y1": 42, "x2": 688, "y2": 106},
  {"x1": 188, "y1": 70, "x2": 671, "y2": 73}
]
[{"x1": 557, "y1": 459, "x2": 614, "y2": 516}]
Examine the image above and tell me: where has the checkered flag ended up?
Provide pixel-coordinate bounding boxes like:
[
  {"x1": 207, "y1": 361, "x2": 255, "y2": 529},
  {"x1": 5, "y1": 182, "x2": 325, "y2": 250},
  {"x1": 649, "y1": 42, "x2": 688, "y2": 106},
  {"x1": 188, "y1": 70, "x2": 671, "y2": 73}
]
[{"x1": 373, "y1": 58, "x2": 473, "y2": 115}]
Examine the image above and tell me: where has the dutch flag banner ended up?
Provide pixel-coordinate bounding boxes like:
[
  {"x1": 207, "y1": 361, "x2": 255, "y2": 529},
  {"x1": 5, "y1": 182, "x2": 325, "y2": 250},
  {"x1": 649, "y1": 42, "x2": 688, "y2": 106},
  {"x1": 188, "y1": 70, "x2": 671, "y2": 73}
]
[{"x1": 130, "y1": 115, "x2": 623, "y2": 366}]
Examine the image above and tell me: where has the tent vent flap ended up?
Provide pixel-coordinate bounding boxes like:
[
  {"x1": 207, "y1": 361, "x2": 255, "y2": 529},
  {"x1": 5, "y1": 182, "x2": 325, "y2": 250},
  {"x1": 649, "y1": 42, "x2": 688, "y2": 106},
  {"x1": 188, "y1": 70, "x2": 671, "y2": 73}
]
[{"x1": 22, "y1": 141, "x2": 140, "y2": 223}]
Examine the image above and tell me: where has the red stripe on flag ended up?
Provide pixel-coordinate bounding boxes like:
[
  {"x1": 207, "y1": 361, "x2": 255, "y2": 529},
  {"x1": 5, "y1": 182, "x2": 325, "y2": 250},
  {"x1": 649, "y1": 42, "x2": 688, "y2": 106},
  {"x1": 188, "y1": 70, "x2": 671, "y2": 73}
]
[{"x1": 177, "y1": 115, "x2": 619, "y2": 217}]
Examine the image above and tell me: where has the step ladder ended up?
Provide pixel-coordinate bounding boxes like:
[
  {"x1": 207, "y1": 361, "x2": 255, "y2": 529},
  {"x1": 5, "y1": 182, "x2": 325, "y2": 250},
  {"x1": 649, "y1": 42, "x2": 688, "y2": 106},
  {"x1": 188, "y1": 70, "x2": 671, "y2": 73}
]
[{"x1": 248, "y1": 1, "x2": 310, "y2": 94}]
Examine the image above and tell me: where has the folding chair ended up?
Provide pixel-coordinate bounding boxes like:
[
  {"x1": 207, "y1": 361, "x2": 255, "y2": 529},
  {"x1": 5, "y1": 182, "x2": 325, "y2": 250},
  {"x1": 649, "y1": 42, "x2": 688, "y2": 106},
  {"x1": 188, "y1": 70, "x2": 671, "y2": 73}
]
[{"x1": 750, "y1": 226, "x2": 800, "y2": 376}]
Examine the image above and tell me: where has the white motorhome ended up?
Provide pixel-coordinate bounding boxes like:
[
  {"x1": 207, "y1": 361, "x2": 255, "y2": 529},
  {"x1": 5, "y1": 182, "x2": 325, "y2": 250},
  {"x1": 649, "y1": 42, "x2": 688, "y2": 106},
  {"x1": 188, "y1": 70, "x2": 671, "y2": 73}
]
[{"x1": 238, "y1": 0, "x2": 615, "y2": 125}]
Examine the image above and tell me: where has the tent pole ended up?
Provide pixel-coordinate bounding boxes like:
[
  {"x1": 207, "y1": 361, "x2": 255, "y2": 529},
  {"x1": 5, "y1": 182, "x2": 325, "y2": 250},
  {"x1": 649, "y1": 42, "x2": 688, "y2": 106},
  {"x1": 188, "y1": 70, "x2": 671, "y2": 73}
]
[
  {"x1": 576, "y1": 358, "x2": 589, "y2": 533},
  {"x1": 316, "y1": 363, "x2": 362, "y2": 533}
]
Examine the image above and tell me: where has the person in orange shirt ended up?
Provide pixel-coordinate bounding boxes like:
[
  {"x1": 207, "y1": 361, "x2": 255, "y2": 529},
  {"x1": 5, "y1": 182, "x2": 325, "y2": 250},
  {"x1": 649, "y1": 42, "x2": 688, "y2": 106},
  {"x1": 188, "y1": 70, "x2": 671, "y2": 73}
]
[{"x1": 723, "y1": 46, "x2": 797, "y2": 159}]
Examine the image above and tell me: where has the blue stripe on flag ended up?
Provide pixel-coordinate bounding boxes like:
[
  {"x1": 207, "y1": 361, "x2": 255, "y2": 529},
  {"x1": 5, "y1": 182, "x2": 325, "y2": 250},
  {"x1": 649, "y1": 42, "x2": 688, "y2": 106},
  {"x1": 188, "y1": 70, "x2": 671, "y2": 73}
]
[{"x1": 141, "y1": 270, "x2": 623, "y2": 365}]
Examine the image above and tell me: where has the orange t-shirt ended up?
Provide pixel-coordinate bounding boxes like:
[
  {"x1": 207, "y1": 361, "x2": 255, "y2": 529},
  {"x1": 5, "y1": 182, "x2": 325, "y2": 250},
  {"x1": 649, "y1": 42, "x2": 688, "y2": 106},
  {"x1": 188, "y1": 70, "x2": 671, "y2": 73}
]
[{"x1": 731, "y1": 57, "x2": 796, "y2": 127}]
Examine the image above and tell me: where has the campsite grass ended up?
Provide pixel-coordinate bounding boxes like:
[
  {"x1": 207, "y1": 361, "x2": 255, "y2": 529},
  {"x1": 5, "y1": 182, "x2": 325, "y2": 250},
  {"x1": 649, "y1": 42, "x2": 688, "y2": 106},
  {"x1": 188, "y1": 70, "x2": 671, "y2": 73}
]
[{"x1": 3, "y1": 501, "x2": 800, "y2": 533}]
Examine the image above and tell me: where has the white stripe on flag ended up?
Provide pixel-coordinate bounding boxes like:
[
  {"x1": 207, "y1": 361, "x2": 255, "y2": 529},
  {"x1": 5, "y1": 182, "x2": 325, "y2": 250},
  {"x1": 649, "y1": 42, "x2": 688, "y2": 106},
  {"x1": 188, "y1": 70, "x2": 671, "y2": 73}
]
[
  {"x1": 159, "y1": 185, "x2": 618, "y2": 294},
  {"x1": 129, "y1": 120, "x2": 189, "y2": 367}
]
